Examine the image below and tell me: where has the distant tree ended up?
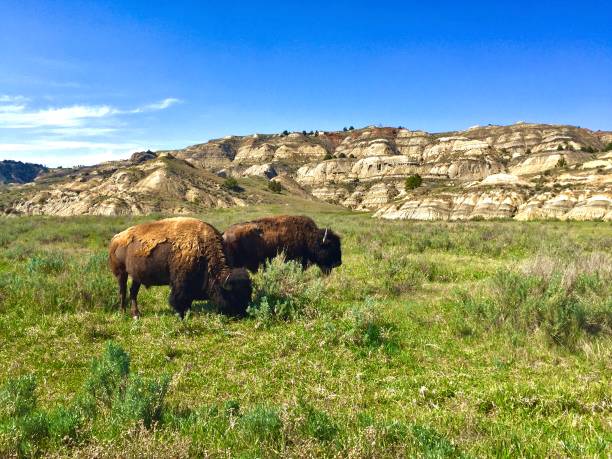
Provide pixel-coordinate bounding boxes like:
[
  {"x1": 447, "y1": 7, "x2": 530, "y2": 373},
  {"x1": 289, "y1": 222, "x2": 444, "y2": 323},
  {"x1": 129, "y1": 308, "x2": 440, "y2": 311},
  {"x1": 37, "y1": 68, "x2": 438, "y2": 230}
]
[
  {"x1": 343, "y1": 127, "x2": 348, "y2": 132},
  {"x1": 557, "y1": 144, "x2": 564, "y2": 151},
  {"x1": 282, "y1": 130, "x2": 289, "y2": 136},
  {"x1": 323, "y1": 152, "x2": 333, "y2": 160},
  {"x1": 405, "y1": 174, "x2": 423, "y2": 191},
  {"x1": 308, "y1": 130, "x2": 314, "y2": 136},
  {"x1": 338, "y1": 153, "x2": 347, "y2": 158},
  {"x1": 556, "y1": 156, "x2": 567, "y2": 168},
  {"x1": 349, "y1": 154, "x2": 356, "y2": 158},
  {"x1": 349, "y1": 126, "x2": 354, "y2": 130},
  {"x1": 268, "y1": 180, "x2": 282, "y2": 193},
  {"x1": 222, "y1": 177, "x2": 241, "y2": 191},
  {"x1": 605, "y1": 142, "x2": 612, "y2": 152},
  {"x1": 302, "y1": 130, "x2": 307, "y2": 136},
  {"x1": 526, "y1": 148, "x2": 532, "y2": 154}
]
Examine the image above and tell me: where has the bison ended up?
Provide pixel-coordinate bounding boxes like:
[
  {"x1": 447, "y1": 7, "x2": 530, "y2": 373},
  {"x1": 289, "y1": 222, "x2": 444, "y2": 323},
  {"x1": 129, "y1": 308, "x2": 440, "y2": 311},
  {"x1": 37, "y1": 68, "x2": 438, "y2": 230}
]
[
  {"x1": 222, "y1": 215, "x2": 342, "y2": 274},
  {"x1": 109, "y1": 217, "x2": 252, "y2": 318}
]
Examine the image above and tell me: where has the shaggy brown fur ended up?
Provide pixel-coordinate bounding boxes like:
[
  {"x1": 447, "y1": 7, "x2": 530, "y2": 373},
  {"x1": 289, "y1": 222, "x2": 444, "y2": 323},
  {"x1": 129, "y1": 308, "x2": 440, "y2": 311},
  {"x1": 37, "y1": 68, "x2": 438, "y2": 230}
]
[
  {"x1": 109, "y1": 217, "x2": 252, "y2": 318},
  {"x1": 223, "y1": 215, "x2": 342, "y2": 274}
]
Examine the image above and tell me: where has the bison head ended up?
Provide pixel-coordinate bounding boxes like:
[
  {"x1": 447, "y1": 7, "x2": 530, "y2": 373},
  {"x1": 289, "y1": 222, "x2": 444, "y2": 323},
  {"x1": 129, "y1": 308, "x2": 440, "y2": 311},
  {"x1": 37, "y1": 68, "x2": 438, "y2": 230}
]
[
  {"x1": 312, "y1": 227, "x2": 342, "y2": 275},
  {"x1": 210, "y1": 268, "x2": 252, "y2": 316}
]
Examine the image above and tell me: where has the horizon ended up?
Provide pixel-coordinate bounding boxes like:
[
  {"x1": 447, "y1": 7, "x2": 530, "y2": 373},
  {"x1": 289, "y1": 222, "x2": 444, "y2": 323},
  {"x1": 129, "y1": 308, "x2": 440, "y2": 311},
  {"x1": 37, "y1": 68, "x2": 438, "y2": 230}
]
[{"x1": 1, "y1": 1, "x2": 611, "y2": 167}]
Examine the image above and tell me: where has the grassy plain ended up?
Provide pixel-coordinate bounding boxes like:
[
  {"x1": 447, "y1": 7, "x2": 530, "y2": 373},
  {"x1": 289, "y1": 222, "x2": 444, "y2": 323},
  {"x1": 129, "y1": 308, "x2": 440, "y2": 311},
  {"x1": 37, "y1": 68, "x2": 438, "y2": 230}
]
[{"x1": 0, "y1": 205, "x2": 610, "y2": 457}]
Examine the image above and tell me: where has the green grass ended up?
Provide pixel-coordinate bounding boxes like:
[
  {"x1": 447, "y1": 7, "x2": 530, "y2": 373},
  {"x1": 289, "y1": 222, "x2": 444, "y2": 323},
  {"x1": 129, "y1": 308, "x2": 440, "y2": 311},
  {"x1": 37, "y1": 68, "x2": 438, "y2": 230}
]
[{"x1": 0, "y1": 208, "x2": 610, "y2": 457}]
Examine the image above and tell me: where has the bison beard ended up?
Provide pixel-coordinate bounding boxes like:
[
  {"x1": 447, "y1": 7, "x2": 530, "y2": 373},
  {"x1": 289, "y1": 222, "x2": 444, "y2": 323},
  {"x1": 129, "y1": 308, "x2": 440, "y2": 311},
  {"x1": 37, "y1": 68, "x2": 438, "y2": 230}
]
[
  {"x1": 223, "y1": 215, "x2": 342, "y2": 274},
  {"x1": 109, "y1": 217, "x2": 252, "y2": 318}
]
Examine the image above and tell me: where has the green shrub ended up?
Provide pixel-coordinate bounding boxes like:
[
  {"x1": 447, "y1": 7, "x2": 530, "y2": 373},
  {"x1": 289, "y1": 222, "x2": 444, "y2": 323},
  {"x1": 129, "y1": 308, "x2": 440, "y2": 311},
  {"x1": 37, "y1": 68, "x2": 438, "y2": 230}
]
[
  {"x1": 342, "y1": 299, "x2": 398, "y2": 350},
  {"x1": 323, "y1": 152, "x2": 333, "y2": 160},
  {"x1": 248, "y1": 255, "x2": 324, "y2": 324},
  {"x1": 455, "y1": 253, "x2": 612, "y2": 347},
  {"x1": 557, "y1": 156, "x2": 567, "y2": 168},
  {"x1": 267, "y1": 180, "x2": 282, "y2": 193},
  {"x1": 222, "y1": 177, "x2": 240, "y2": 191},
  {"x1": 604, "y1": 142, "x2": 612, "y2": 152},
  {"x1": 405, "y1": 174, "x2": 423, "y2": 191},
  {"x1": 85, "y1": 342, "x2": 129, "y2": 406}
]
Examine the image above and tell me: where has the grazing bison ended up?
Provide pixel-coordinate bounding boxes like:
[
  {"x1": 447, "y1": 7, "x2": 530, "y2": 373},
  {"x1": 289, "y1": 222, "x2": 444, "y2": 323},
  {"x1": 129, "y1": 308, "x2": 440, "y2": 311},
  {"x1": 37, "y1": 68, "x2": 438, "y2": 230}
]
[
  {"x1": 109, "y1": 217, "x2": 252, "y2": 318},
  {"x1": 223, "y1": 215, "x2": 342, "y2": 274}
]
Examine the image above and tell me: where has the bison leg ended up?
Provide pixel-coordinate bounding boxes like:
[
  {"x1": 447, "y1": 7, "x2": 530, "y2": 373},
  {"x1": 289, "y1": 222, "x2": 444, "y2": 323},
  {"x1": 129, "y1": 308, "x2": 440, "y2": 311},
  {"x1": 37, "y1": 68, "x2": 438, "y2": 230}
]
[
  {"x1": 117, "y1": 272, "x2": 128, "y2": 313},
  {"x1": 129, "y1": 280, "x2": 141, "y2": 318},
  {"x1": 169, "y1": 288, "x2": 193, "y2": 320}
]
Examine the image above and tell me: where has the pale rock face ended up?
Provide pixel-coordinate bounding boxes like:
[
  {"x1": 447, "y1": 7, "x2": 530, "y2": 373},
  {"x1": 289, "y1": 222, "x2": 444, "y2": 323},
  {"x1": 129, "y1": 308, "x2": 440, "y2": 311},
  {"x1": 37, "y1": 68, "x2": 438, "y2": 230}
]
[
  {"x1": 310, "y1": 185, "x2": 349, "y2": 203},
  {"x1": 479, "y1": 173, "x2": 530, "y2": 186},
  {"x1": 242, "y1": 163, "x2": 277, "y2": 179},
  {"x1": 427, "y1": 159, "x2": 503, "y2": 180},
  {"x1": 510, "y1": 152, "x2": 590, "y2": 175},
  {"x1": 350, "y1": 156, "x2": 420, "y2": 181},
  {"x1": 343, "y1": 182, "x2": 400, "y2": 210},
  {"x1": 422, "y1": 137, "x2": 490, "y2": 161},
  {"x1": 234, "y1": 143, "x2": 276, "y2": 164},
  {"x1": 295, "y1": 159, "x2": 354, "y2": 186},
  {"x1": 274, "y1": 144, "x2": 328, "y2": 162}
]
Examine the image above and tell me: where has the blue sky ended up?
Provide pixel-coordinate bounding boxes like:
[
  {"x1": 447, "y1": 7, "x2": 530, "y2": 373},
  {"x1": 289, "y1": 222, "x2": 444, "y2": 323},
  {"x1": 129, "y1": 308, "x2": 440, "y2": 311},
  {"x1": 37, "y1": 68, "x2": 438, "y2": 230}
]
[{"x1": 1, "y1": 1, "x2": 611, "y2": 167}]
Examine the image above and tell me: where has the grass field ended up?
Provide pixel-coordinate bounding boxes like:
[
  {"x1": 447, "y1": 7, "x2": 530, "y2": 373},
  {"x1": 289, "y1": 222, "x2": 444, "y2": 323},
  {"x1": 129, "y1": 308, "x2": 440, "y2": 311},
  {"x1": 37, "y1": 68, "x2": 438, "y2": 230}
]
[{"x1": 0, "y1": 206, "x2": 610, "y2": 458}]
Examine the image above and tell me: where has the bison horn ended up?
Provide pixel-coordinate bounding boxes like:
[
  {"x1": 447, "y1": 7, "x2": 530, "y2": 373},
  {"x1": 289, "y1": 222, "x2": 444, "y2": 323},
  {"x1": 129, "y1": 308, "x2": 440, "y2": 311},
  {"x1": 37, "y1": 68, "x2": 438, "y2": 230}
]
[
  {"x1": 322, "y1": 228, "x2": 328, "y2": 243},
  {"x1": 222, "y1": 273, "x2": 232, "y2": 290}
]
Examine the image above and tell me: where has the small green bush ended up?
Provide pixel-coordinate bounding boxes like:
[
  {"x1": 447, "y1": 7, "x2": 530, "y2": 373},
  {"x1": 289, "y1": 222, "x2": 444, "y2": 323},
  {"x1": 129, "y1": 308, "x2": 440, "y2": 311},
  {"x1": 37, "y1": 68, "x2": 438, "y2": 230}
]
[
  {"x1": 268, "y1": 180, "x2": 282, "y2": 193},
  {"x1": 405, "y1": 174, "x2": 423, "y2": 191},
  {"x1": 604, "y1": 142, "x2": 612, "y2": 152},
  {"x1": 557, "y1": 156, "x2": 567, "y2": 168},
  {"x1": 323, "y1": 152, "x2": 333, "y2": 160},
  {"x1": 342, "y1": 299, "x2": 398, "y2": 350},
  {"x1": 222, "y1": 177, "x2": 241, "y2": 191},
  {"x1": 248, "y1": 255, "x2": 324, "y2": 324}
]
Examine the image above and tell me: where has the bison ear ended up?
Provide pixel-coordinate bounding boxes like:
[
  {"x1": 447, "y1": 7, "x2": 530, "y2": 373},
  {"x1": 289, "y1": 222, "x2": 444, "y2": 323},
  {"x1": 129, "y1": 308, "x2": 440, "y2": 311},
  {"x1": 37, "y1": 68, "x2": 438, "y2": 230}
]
[{"x1": 322, "y1": 228, "x2": 328, "y2": 243}]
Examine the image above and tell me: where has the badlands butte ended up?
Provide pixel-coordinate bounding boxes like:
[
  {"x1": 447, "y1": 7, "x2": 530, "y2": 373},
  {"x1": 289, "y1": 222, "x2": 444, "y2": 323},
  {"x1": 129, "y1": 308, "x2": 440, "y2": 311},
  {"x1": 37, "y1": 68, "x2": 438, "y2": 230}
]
[{"x1": 2, "y1": 122, "x2": 612, "y2": 221}]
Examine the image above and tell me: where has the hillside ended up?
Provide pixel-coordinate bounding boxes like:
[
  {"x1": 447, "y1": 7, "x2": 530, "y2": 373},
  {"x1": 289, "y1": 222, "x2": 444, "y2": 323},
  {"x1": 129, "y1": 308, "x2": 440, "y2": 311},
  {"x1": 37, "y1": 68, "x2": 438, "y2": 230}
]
[
  {"x1": 0, "y1": 160, "x2": 47, "y2": 184},
  {"x1": 2, "y1": 123, "x2": 612, "y2": 220}
]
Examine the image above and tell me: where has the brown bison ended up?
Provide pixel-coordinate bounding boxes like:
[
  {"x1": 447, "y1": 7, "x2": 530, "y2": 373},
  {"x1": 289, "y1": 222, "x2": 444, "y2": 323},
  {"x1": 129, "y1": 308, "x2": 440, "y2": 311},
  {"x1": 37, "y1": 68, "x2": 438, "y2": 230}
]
[
  {"x1": 223, "y1": 215, "x2": 342, "y2": 274},
  {"x1": 109, "y1": 217, "x2": 252, "y2": 318}
]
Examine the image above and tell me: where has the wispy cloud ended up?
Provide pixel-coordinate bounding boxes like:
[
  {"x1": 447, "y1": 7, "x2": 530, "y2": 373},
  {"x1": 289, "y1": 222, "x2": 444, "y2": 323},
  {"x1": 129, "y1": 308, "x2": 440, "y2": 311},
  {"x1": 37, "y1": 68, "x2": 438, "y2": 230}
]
[
  {"x1": 0, "y1": 97, "x2": 180, "y2": 129},
  {"x1": 0, "y1": 95, "x2": 29, "y2": 103},
  {"x1": 0, "y1": 140, "x2": 142, "y2": 152},
  {"x1": 0, "y1": 95, "x2": 180, "y2": 166}
]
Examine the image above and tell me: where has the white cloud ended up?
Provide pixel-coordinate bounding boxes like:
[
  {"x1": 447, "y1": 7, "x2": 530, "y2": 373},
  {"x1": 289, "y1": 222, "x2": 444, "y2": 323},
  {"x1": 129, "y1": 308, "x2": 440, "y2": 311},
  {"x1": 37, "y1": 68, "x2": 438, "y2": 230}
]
[
  {"x1": 141, "y1": 97, "x2": 181, "y2": 111},
  {"x1": 0, "y1": 140, "x2": 145, "y2": 167},
  {"x1": 0, "y1": 97, "x2": 180, "y2": 129},
  {"x1": 0, "y1": 140, "x2": 141, "y2": 152},
  {"x1": 0, "y1": 95, "x2": 29, "y2": 103},
  {"x1": 0, "y1": 96, "x2": 179, "y2": 166}
]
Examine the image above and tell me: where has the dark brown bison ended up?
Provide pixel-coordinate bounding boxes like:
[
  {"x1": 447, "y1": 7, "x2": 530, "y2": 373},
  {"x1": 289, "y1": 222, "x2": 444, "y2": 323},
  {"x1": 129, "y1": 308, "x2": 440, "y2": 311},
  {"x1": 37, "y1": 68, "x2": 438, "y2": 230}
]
[
  {"x1": 223, "y1": 215, "x2": 342, "y2": 274},
  {"x1": 109, "y1": 217, "x2": 252, "y2": 318}
]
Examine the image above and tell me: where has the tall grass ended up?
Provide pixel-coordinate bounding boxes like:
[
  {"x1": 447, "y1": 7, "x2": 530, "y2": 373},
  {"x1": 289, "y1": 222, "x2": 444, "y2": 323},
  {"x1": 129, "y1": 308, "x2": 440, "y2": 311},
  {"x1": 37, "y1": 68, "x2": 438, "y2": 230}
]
[{"x1": 455, "y1": 252, "x2": 612, "y2": 347}]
